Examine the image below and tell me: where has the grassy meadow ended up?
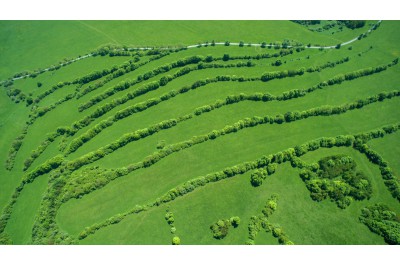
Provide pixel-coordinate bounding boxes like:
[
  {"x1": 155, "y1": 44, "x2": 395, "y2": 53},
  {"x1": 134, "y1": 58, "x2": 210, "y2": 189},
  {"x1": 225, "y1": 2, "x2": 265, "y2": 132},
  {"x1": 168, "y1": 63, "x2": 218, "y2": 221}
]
[{"x1": 0, "y1": 20, "x2": 399, "y2": 245}]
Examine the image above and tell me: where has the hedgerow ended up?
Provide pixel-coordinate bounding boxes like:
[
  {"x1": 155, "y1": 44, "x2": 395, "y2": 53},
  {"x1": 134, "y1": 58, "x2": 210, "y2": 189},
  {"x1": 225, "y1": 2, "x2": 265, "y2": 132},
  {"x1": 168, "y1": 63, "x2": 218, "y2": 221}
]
[
  {"x1": 17, "y1": 122, "x2": 396, "y2": 243},
  {"x1": 359, "y1": 203, "x2": 400, "y2": 244},
  {"x1": 57, "y1": 91, "x2": 400, "y2": 200}
]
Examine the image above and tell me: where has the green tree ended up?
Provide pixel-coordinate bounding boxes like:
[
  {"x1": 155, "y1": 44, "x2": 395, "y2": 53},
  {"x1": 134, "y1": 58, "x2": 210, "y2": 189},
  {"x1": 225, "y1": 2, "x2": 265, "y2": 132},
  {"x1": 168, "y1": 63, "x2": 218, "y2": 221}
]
[
  {"x1": 172, "y1": 236, "x2": 181, "y2": 245},
  {"x1": 230, "y1": 216, "x2": 241, "y2": 227}
]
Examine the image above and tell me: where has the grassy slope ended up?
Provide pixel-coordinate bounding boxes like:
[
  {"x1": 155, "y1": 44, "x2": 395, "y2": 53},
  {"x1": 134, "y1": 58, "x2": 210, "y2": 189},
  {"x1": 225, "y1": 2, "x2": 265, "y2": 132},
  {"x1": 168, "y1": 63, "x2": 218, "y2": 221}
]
[
  {"x1": 1, "y1": 20, "x2": 399, "y2": 245},
  {"x1": 82, "y1": 148, "x2": 394, "y2": 245},
  {"x1": 58, "y1": 96, "x2": 400, "y2": 235},
  {"x1": 57, "y1": 21, "x2": 400, "y2": 237},
  {"x1": 368, "y1": 131, "x2": 400, "y2": 177},
  {"x1": 4, "y1": 174, "x2": 48, "y2": 244}
]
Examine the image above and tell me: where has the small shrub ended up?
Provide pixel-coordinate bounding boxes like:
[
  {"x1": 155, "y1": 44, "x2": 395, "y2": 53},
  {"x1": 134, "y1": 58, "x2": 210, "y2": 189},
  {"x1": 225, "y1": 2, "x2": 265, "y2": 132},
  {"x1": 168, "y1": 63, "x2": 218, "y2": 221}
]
[{"x1": 172, "y1": 236, "x2": 181, "y2": 245}]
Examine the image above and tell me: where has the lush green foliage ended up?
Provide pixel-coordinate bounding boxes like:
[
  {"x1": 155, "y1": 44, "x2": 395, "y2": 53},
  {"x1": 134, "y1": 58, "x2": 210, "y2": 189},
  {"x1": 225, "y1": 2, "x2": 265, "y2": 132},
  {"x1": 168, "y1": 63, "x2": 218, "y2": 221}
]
[
  {"x1": 359, "y1": 203, "x2": 400, "y2": 244},
  {"x1": 1, "y1": 20, "x2": 399, "y2": 245},
  {"x1": 300, "y1": 155, "x2": 372, "y2": 208},
  {"x1": 210, "y1": 216, "x2": 240, "y2": 239}
]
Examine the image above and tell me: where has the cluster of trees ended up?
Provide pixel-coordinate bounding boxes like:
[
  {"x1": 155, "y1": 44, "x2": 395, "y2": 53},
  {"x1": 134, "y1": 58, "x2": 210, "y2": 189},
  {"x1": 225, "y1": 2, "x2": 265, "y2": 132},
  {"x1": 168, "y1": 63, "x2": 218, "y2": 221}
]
[
  {"x1": 341, "y1": 20, "x2": 366, "y2": 29},
  {"x1": 250, "y1": 164, "x2": 277, "y2": 187},
  {"x1": 292, "y1": 20, "x2": 321, "y2": 26},
  {"x1": 300, "y1": 155, "x2": 373, "y2": 208},
  {"x1": 271, "y1": 224, "x2": 293, "y2": 245},
  {"x1": 246, "y1": 195, "x2": 293, "y2": 245},
  {"x1": 164, "y1": 210, "x2": 180, "y2": 243},
  {"x1": 359, "y1": 203, "x2": 400, "y2": 244},
  {"x1": 5, "y1": 87, "x2": 30, "y2": 104},
  {"x1": 210, "y1": 216, "x2": 240, "y2": 239},
  {"x1": 262, "y1": 194, "x2": 278, "y2": 218},
  {"x1": 250, "y1": 168, "x2": 268, "y2": 187}
]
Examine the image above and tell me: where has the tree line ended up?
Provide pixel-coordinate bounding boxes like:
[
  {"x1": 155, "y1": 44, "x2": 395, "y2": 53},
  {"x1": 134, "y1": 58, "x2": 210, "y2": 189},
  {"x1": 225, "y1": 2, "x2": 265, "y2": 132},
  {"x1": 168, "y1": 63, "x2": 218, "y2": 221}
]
[
  {"x1": 47, "y1": 123, "x2": 399, "y2": 242},
  {"x1": 77, "y1": 49, "x2": 299, "y2": 112},
  {"x1": 63, "y1": 54, "x2": 378, "y2": 157},
  {"x1": 57, "y1": 90, "x2": 400, "y2": 201},
  {"x1": 359, "y1": 203, "x2": 400, "y2": 244},
  {"x1": 19, "y1": 57, "x2": 399, "y2": 172}
]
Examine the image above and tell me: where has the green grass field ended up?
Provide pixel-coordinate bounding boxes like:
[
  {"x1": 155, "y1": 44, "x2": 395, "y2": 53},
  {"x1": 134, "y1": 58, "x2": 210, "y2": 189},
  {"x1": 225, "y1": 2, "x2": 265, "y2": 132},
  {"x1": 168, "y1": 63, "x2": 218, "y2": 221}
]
[{"x1": 0, "y1": 20, "x2": 399, "y2": 245}]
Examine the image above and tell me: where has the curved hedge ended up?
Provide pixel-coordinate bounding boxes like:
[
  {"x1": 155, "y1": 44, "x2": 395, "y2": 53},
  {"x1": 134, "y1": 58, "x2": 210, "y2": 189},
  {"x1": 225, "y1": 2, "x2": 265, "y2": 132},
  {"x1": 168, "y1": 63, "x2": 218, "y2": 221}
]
[
  {"x1": 77, "y1": 49, "x2": 303, "y2": 112},
  {"x1": 12, "y1": 123, "x2": 396, "y2": 243},
  {"x1": 58, "y1": 92, "x2": 400, "y2": 205},
  {"x1": 62, "y1": 55, "x2": 385, "y2": 157}
]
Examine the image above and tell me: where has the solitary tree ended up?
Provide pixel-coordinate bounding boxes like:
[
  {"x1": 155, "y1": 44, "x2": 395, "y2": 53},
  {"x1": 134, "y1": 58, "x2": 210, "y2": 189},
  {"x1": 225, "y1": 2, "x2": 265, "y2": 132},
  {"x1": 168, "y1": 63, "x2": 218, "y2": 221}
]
[
  {"x1": 172, "y1": 236, "x2": 181, "y2": 245},
  {"x1": 230, "y1": 216, "x2": 241, "y2": 227}
]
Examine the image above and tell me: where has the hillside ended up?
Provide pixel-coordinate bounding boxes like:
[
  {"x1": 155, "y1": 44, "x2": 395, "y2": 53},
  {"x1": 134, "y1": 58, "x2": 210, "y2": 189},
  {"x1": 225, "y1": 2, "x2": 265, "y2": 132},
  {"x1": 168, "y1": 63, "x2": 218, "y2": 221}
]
[{"x1": 0, "y1": 20, "x2": 399, "y2": 245}]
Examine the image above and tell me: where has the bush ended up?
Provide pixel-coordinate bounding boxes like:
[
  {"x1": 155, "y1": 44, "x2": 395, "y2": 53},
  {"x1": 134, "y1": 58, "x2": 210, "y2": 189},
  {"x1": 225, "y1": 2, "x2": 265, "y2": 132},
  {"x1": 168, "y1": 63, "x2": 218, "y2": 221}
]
[
  {"x1": 359, "y1": 203, "x2": 400, "y2": 244},
  {"x1": 250, "y1": 168, "x2": 268, "y2": 187},
  {"x1": 230, "y1": 216, "x2": 241, "y2": 227},
  {"x1": 210, "y1": 219, "x2": 230, "y2": 239},
  {"x1": 301, "y1": 155, "x2": 372, "y2": 208},
  {"x1": 172, "y1": 236, "x2": 181, "y2": 245}
]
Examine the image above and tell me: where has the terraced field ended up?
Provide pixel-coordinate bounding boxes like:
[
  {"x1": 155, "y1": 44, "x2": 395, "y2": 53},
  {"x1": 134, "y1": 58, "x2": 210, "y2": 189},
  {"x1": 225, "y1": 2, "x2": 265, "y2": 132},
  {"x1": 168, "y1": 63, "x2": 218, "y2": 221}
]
[{"x1": 0, "y1": 20, "x2": 399, "y2": 245}]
